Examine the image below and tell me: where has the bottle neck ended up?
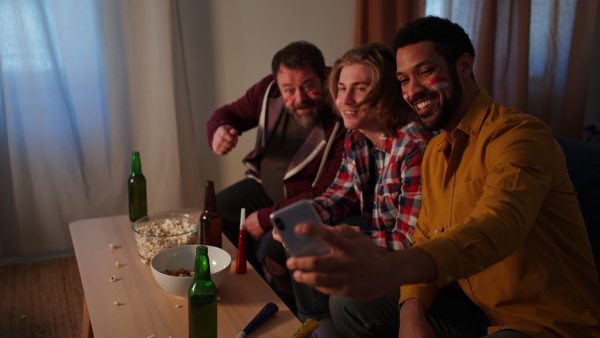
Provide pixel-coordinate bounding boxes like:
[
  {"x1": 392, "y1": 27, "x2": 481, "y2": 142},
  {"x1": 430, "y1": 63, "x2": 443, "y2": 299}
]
[
  {"x1": 194, "y1": 246, "x2": 212, "y2": 280},
  {"x1": 204, "y1": 180, "x2": 217, "y2": 211},
  {"x1": 131, "y1": 152, "x2": 143, "y2": 174}
]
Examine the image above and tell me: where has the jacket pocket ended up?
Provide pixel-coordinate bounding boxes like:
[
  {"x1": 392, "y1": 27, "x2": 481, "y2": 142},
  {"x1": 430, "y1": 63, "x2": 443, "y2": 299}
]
[{"x1": 453, "y1": 176, "x2": 486, "y2": 225}]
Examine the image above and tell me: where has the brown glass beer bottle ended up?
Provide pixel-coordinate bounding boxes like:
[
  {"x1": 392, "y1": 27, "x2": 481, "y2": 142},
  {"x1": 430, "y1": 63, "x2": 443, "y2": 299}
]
[{"x1": 200, "y1": 180, "x2": 222, "y2": 248}]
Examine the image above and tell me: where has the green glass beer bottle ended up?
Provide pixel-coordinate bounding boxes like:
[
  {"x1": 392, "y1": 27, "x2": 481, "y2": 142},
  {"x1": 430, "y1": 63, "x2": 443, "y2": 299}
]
[
  {"x1": 188, "y1": 245, "x2": 218, "y2": 338},
  {"x1": 201, "y1": 180, "x2": 222, "y2": 248},
  {"x1": 128, "y1": 151, "x2": 147, "y2": 222}
]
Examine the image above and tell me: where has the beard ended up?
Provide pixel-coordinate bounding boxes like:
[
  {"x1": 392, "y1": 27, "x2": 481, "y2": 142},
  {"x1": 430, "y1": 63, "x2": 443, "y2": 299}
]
[
  {"x1": 416, "y1": 67, "x2": 463, "y2": 132},
  {"x1": 286, "y1": 103, "x2": 322, "y2": 129}
]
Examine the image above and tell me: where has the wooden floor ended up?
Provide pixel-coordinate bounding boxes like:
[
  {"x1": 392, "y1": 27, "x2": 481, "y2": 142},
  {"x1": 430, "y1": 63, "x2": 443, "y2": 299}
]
[{"x1": 0, "y1": 256, "x2": 83, "y2": 338}]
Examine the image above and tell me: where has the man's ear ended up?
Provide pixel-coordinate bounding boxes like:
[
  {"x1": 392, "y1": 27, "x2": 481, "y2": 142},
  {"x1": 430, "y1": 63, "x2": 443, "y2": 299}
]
[{"x1": 457, "y1": 53, "x2": 474, "y2": 79}]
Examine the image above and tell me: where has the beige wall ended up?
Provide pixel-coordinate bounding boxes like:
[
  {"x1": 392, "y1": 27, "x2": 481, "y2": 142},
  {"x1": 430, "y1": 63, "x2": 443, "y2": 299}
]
[{"x1": 182, "y1": 1, "x2": 356, "y2": 192}]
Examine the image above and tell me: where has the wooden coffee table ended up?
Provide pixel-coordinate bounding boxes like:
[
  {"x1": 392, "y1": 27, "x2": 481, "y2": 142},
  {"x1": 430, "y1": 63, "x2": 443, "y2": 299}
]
[{"x1": 70, "y1": 213, "x2": 301, "y2": 337}]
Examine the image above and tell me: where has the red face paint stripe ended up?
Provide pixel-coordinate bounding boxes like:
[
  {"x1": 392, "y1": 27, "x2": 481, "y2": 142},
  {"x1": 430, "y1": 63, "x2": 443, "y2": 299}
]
[
  {"x1": 427, "y1": 77, "x2": 449, "y2": 90},
  {"x1": 308, "y1": 91, "x2": 322, "y2": 101}
]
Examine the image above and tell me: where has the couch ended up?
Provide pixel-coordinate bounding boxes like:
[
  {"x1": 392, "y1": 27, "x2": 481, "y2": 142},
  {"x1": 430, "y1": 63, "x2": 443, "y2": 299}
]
[{"x1": 554, "y1": 135, "x2": 600, "y2": 274}]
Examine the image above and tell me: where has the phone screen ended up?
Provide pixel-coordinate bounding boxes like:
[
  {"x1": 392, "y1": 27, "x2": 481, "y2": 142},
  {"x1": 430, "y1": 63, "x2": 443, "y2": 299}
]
[{"x1": 270, "y1": 200, "x2": 330, "y2": 257}]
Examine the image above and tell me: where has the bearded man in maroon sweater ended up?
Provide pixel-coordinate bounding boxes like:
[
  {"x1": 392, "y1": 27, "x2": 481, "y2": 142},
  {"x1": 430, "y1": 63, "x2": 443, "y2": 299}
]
[{"x1": 206, "y1": 41, "x2": 346, "y2": 309}]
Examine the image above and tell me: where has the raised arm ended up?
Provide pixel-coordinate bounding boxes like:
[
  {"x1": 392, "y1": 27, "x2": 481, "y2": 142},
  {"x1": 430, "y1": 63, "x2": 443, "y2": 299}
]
[{"x1": 206, "y1": 75, "x2": 277, "y2": 151}]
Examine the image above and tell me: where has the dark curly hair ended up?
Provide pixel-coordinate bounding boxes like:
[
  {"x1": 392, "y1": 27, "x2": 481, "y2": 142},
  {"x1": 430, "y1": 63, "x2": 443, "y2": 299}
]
[
  {"x1": 392, "y1": 16, "x2": 476, "y2": 79},
  {"x1": 328, "y1": 43, "x2": 412, "y2": 137},
  {"x1": 271, "y1": 41, "x2": 327, "y2": 81}
]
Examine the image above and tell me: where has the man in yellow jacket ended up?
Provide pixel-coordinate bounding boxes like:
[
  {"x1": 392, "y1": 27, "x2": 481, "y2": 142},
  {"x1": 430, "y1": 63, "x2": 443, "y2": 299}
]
[{"x1": 285, "y1": 16, "x2": 600, "y2": 338}]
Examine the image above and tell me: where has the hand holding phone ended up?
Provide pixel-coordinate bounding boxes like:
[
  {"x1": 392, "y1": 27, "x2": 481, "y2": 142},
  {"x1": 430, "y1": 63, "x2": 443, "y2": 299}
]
[{"x1": 269, "y1": 200, "x2": 331, "y2": 257}]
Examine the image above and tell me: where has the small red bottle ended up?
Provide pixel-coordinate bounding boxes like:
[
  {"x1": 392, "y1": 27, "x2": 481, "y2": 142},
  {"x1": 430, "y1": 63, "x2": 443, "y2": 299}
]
[{"x1": 235, "y1": 208, "x2": 247, "y2": 274}]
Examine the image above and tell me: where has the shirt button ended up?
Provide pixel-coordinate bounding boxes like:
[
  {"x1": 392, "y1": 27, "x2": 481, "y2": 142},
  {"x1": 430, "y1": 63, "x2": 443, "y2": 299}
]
[{"x1": 446, "y1": 275, "x2": 453, "y2": 282}]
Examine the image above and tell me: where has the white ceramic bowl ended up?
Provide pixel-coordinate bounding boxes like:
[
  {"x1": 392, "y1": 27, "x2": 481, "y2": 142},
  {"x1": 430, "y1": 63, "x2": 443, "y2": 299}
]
[
  {"x1": 150, "y1": 245, "x2": 232, "y2": 298},
  {"x1": 132, "y1": 213, "x2": 200, "y2": 261}
]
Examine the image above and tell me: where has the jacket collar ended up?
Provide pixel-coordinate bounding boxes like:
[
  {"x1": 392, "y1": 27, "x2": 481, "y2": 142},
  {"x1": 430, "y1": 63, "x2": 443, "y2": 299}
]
[
  {"x1": 455, "y1": 89, "x2": 493, "y2": 137},
  {"x1": 436, "y1": 89, "x2": 493, "y2": 152}
]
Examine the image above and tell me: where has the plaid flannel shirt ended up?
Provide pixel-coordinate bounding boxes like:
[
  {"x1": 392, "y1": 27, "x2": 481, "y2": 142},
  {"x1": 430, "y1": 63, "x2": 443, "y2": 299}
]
[{"x1": 312, "y1": 117, "x2": 434, "y2": 251}]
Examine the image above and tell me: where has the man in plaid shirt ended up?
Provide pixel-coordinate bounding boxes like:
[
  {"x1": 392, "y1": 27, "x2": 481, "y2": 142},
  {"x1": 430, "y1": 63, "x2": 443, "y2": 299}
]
[{"x1": 312, "y1": 118, "x2": 430, "y2": 251}]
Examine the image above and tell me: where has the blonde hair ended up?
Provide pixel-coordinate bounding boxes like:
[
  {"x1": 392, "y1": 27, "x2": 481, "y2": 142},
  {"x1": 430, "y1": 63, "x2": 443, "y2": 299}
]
[{"x1": 328, "y1": 43, "x2": 411, "y2": 137}]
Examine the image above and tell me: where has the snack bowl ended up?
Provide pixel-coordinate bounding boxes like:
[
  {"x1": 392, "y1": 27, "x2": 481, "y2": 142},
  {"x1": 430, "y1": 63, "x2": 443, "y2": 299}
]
[
  {"x1": 132, "y1": 213, "x2": 200, "y2": 261},
  {"x1": 150, "y1": 245, "x2": 232, "y2": 298}
]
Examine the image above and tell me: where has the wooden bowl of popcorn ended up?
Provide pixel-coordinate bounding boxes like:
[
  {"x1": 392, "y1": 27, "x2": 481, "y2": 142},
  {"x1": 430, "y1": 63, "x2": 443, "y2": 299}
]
[
  {"x1": 132, "y1": 213, "x2": 200, "y2": 261},
  {"x1": 150, "y1": 245, "x2": 232, "y2": 298}
]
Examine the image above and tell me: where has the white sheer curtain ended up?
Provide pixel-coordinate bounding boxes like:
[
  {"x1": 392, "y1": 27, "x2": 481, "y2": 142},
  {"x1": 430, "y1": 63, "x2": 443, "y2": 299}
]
[
  {"x1": 0, "y1": 0, "x2": 202, "y2": 259},
  {"x1": 425, "y1": 0, "x2": 599, "y2": 138}
]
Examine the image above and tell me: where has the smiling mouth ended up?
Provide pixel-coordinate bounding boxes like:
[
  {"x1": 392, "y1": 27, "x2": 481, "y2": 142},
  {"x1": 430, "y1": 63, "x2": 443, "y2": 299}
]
[
  {"x1": 293, "y1": 105, "x2": 316, "y2": 115},
  {"x1": 412, "y1": 92, "x2": 439, "y2": 113},
  {"x1": 416, "y1": 99, "x2": 433, "y2": 111}
]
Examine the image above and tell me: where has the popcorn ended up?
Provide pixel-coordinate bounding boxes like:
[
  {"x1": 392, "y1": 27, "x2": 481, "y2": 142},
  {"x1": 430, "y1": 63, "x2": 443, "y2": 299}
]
[
  {"x1": 109, "y1": 243, "x2": 117, "y2": 249},
  {"x1": 175, "y1": 304, "x2": 183, "y2": 308},
  {"x1": 110, "y1": 275, "x2": 116, "y2": 282},
  {"x1": 134, "y1": 218, "x2": 197, "y2": 260},
  {"x1": 113, "y1": 301, "x2": 121, "y2": 306}
]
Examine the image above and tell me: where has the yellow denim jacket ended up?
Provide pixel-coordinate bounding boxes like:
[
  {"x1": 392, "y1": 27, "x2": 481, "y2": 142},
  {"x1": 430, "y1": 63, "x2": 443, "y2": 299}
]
[{"x1": 400, "y1": 90, "x2": 600, "y2": 337}]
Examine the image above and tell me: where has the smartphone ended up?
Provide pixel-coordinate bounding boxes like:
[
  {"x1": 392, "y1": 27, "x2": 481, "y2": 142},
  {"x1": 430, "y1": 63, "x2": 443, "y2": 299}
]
[{"x1": 269, "y1": 200, "x2": 331, "y2": 257}]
